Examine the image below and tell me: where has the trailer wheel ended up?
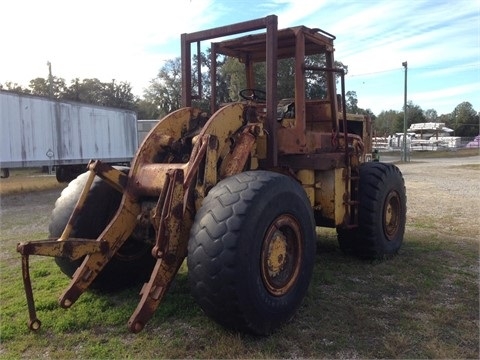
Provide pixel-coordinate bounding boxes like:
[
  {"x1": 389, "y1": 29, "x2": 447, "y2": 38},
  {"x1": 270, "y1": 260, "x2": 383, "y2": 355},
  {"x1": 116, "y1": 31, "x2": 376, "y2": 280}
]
[
  {"x1": 50, "y1": 167, "x2": 155, "y2": 290},
  {"x1": 1, "y1": 168, "x2": 9, "y2": 179},
  {"x1": 337, "y1": 162, "x2": 406, "y2": 259},
  {"x1": 55, "y1": 165, "x2": 85, "y2": 183},
  {"x1": 187, "y1": 170, "x2": 316, "y2": 335}
]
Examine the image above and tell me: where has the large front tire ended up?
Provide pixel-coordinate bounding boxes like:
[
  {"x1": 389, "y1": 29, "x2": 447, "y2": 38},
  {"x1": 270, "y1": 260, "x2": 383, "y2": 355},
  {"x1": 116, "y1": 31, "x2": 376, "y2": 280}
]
[
  {"x1": 187, "y1": 171, "x2": 316, "y2": 335},
  {"x1": 50, "y1": 168, "x2": 155, "y2": 291},
  {"x1": 338, "y1": 162, "x2": 406, "y2": 259}
]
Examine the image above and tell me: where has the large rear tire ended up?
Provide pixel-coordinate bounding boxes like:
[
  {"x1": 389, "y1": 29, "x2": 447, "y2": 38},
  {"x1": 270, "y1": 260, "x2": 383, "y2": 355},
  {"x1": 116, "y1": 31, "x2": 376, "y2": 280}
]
[
  {"x1": 337, "y1": 162, "x2": 406, "y2": 259},
  {"x1": 187, "y1": 170, "x2": 316, "y2": 335},
  {"x1": 50, "y1": 168, "x2": 155, "y2": 291}
]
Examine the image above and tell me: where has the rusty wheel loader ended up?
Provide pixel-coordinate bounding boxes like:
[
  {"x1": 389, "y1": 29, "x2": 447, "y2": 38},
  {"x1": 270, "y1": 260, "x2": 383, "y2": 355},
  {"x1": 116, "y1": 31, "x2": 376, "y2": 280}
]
[{"x1": 17, "y1": 15, "x2": 406, "y2": 335}]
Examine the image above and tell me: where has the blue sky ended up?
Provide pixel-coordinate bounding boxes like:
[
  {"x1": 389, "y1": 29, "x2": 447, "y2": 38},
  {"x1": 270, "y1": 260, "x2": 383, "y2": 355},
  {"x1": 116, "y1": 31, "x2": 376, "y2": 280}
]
[{"x1": 1, "y1": 0, "x2": 479, "y2": 116}]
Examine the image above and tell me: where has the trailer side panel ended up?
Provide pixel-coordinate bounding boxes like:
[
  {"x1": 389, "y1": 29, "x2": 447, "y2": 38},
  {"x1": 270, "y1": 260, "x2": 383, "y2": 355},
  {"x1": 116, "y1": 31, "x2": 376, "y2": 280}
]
[{"x1": 0, "y1": 91, "x2": 138, "y2": 168}]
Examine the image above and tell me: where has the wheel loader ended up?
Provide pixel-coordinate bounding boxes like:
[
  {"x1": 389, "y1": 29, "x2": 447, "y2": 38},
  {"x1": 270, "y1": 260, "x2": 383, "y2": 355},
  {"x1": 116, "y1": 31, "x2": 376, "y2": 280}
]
[{"x1": 17, "y1": 15, "x2": 406, "y2": 335}]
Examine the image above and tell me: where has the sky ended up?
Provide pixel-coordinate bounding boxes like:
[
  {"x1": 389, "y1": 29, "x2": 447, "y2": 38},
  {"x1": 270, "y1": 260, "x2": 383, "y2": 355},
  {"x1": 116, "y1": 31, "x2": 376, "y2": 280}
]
[{"x1": 1, "y1": 0, "x2": 479, "y2": 116}]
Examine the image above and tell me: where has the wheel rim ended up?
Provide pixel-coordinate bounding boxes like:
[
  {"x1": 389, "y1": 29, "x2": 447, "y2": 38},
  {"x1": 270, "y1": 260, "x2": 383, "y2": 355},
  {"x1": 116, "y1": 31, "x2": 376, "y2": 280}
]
[
  {"x1": 261, "y1": 214, "x2": 303, "y2": 296},
  {"x1": 383, "y1": 190, "x2": 401, "y2": 241}
]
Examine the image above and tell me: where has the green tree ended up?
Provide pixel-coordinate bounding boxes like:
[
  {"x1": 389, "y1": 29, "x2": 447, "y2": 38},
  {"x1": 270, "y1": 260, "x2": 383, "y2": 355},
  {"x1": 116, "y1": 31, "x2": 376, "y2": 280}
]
[
  {"x1": 220, "y1": 56, "x2": 299, "y2": 100},
  {"x1": 276, "y1": 58, "x2": 295, "y2": 99},
  {"x1": 222, "y1": 57, "x2": 246, "y2": 101},
  {"x1": 222, "y1": 54, "x2": 348, "y2": 101},
  {"x1": 29, "y1": 76, "x2": 66, "y2": 98},
  {"x1": 145, "y1": 47, "x2": 351, "y2": 116},
  {"x1": 451, "y1": 102, "x2": 479, "y2": 136},
  {"x1": 305, "y1": 57, "x2": 348, "y2": 100},
  {"x1": 28, "y1": 78, "x2": 49, "y2": 96},
  {"x1": 424, "y1": 108, "x2": 438, "y2": 122},
  {"x1": 135, "y1": 99, "x2": 161, "y2": 120},
  {"x1": 0, "y1": 82, "x2": 29, "y2": 94},
  {"x1": 364, "y1": 108, "x2": 376, "y2": 121},
  {"x1": 193, "y1": 49, "x2": 217, "y2": 111},
  {"x1": 62, "y1": 78, "x2": 107, "y2": 104},
  {"x1": 61, "y1": 78, "x2": 135, "y2": 109},
  {"x1": 405, "y1": 101, "x2": 426, "y2": 127},
  {"x1": 437, "y1": 113, "x2": 451, "y2": 125},
  {"x1": 375, "y1": 110, "x2": 402, "y2": 135},
  {"x1": 103, "y1": 80, "x2": 136, "y2": 110},
  {"x1": 346, "y1": 90, "x2": 359, "y2": 113},
  {"x1": 143, "y1": 58, "x2": 182, "y2": 117}
]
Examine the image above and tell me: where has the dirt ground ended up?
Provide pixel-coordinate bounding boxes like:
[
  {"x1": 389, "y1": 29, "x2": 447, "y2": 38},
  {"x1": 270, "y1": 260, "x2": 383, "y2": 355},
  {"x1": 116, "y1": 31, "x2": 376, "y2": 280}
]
[
  {"x1": 1, "y1": 154, "x2": 479, "y2": 244},
  {"x1": 395, "y1": 155, "x2": 480, "y2": 239}
]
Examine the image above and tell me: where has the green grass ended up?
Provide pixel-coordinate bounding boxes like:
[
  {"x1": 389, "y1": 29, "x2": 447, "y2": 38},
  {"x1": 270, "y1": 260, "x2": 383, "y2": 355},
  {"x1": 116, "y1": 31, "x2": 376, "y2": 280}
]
[
  {"x1": 0, "y1": 168, "x2": 64, "y2": 195},
  {"x1": 382, "y1": 147, "x2": 480, "y2": 160}
]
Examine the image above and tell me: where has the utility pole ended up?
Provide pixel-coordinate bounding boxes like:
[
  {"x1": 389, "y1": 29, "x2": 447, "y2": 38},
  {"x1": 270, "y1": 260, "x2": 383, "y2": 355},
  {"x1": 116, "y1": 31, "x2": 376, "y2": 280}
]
[
  {"x1": 47, "y1": 61, "x2": 53, "y2": 99},
  {"x1": 402, "y1": 61, "x2": 408, "y2": 162}
]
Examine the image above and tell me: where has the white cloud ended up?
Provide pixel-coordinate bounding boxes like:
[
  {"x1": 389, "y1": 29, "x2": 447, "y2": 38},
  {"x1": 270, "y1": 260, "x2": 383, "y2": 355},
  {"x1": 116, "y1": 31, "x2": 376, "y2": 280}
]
[
  {"x1": 413, "y1": 83, "x2": 480, "y2": 109},
  {"x1": 0, "y1": 0, "x2": 217, "y2": 94},
  {"x1": 1, "y1": 0, "x2": 478, "y2": 114}
]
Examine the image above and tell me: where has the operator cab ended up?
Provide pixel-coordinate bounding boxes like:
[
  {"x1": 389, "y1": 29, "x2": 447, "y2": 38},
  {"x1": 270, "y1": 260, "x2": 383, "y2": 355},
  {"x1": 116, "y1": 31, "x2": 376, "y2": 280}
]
[{"x1": 181, "y1": 15, "x2": 371, "y2": 168}]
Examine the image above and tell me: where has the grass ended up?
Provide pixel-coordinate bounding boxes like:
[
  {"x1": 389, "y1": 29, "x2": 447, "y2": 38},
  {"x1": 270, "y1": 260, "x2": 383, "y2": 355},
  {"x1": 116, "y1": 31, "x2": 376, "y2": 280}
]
[
  {"x1": 0, "y1": 231, "x2": 477, "y2": 358},
  {"x1": 0, "y1": 168, "x2": 64, "y2": 195},
  {"x1": 382, "y1": 147, "x2": 480, "y2": 160}
]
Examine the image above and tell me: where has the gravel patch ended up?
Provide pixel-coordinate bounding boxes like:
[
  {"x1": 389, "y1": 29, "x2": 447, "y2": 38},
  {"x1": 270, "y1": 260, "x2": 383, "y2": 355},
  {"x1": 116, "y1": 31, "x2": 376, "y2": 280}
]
[{"x1": 394, "y1": 155, "x2": 480, "y2": 239}]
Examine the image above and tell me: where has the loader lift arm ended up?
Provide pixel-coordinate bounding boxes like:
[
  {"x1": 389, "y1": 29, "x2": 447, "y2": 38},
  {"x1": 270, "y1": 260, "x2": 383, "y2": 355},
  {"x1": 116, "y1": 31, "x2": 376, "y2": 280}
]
[{"x1": 16, "y1": 104, "x2": 259, "y2": 332}]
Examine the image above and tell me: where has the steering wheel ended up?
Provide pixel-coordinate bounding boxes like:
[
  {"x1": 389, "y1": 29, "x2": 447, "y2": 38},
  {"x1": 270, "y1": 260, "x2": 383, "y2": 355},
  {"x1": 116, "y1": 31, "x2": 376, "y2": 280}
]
[{"x1": 239, "y1": 88, "x2": 267, "y2": 102}]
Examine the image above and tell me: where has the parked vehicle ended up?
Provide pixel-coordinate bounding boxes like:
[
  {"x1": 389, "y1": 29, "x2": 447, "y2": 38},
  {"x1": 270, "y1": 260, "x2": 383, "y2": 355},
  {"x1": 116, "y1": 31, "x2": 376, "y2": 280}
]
[
  {"x1": 0, "y1": 90, "x2": 138, "y2": 182},
  {"x1": 466, "y1": 135, "x2": 480, "y2": 148}
]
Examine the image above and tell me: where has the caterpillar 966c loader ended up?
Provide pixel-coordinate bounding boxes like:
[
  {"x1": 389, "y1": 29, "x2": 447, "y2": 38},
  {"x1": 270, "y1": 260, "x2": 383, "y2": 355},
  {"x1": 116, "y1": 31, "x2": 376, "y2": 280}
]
[{"x1": 17, "y1": 15, "x2": 406, "y2": 335}]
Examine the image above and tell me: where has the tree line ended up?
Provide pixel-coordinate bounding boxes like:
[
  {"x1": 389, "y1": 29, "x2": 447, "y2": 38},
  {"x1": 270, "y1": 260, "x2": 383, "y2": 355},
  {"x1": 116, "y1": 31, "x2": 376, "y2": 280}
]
[
  {"x1": 2, "y1": 53, "x2": 478, "y2": 137},
  {"x1": 368, "y1": 99, "x2": 479, "y2": 137},
  {"x1": 1, "y1": 77, "x2": 136, "y2": 111}
]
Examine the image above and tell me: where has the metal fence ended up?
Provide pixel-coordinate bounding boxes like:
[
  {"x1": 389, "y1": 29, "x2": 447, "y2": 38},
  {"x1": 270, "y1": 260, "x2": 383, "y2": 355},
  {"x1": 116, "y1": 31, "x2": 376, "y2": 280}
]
[{"x1": 373, "y1": 136, "x2": 479, "y2": 152}]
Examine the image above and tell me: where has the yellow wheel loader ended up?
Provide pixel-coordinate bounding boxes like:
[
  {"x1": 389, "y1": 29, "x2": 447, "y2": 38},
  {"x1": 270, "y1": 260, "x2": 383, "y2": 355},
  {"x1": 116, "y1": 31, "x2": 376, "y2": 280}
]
[{"x1": 17, "y1": 15, "x2": 406, "y2": 335}]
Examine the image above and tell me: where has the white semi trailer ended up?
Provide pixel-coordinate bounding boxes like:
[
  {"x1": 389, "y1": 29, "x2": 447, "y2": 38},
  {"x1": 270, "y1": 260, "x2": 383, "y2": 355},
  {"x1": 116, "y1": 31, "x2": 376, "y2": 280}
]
[{"x1": 0, "y1": 90, "x2": 138, "y2": 182}]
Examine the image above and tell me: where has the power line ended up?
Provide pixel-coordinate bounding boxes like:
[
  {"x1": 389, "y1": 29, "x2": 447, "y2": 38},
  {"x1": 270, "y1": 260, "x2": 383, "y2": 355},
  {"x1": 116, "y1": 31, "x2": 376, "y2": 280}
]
[
  {"x1": 347, "y1": 68, "x2": 401, "y2": 77},
  {"x1": 347, "y1": 63, "x2": 480, "y2": 78}
]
